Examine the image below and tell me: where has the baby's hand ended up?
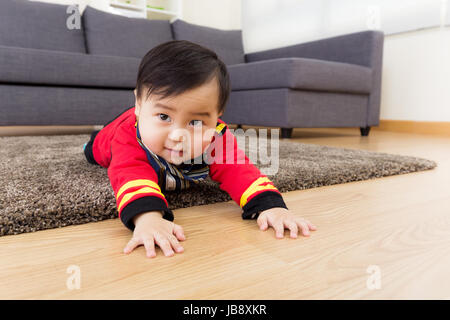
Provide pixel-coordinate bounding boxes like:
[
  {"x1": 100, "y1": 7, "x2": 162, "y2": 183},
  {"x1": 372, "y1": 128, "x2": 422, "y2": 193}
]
[
  {"x1": 123, "y1": 211, "x2": 186, "y2": 258},
  {"x1": 257, "y1": 207, "x2": 317, "y2": 239}
]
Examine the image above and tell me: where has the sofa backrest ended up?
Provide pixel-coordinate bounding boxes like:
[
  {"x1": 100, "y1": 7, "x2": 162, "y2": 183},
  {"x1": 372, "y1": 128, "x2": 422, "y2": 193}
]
[
  {"x1": 82, "y1": 5, "x2": 173, "y2": 59},
  {"x1": 0, "y1": 0, "x2": 86, "y2": 53},
  {"x1": 171, "y1": 19, "x2": 244, "y2": 66}
]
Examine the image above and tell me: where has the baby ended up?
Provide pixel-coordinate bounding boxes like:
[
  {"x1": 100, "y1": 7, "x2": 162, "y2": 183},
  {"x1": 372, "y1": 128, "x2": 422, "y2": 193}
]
[{"x1": 83, "y1": 40, "x2": 316, "y2": 258}]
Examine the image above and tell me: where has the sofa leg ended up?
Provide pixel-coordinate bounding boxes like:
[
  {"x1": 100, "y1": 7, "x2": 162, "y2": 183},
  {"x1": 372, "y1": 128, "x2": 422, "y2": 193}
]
[
  {"x1": 360, "y1": 126, "x2": 371, "y2": 136},
  {"x1": 281, "y1": 128, "x2": 293, "y2": 139}
]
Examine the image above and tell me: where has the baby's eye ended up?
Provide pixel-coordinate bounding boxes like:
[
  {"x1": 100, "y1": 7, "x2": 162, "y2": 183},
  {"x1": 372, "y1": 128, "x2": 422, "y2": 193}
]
[
  {"x1": 158, "y1": 113, "x2": 170, "y2": 122},
  {"x1": 190, "y1": 120, "x2": 203, "y2": 127}
]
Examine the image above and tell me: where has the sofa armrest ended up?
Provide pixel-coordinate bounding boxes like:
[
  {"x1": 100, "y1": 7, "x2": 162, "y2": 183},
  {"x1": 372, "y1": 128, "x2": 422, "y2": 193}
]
[{"x1": 245, "y1": 30, "x2": 384, "y2": 127}]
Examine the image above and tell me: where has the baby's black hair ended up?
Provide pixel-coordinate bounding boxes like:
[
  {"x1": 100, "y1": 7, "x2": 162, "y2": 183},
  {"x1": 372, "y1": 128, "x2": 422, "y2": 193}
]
[{"x1": 135, "y1": 40, "x2": 230, "y2": 115}]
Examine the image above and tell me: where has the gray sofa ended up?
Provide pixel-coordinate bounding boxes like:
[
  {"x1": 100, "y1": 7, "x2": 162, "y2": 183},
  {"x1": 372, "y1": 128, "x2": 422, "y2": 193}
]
[{"x1": 0, "y1": 0, "x2": 384, "y2": 138}]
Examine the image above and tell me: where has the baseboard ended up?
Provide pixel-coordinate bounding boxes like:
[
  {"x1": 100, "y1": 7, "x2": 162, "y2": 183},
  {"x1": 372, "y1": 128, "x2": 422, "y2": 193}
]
[
  {"x1": 231, "y1": 120, "x2": 450, "y2": 137},
  {"x1": 373, "y1": 120, "x2": 450, "y2": 136}
]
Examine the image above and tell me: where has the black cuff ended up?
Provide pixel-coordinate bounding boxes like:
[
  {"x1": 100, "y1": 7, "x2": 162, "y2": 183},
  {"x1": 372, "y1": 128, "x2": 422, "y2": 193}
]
[
  {"x1": 120, "y1": 196, "x2": 174, "y2": 231},
  {"x1": 242, "y1": 191, "x2": 288, "y2": 220},
  {"x1": 84, "y1": 130, "x2": 100, "y2": 165}
]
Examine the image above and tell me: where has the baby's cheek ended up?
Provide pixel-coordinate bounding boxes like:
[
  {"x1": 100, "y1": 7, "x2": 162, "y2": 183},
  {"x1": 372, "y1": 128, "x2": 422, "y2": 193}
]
[{"x1": 142, "y1": 133, "x2": 164, "y2": 153}]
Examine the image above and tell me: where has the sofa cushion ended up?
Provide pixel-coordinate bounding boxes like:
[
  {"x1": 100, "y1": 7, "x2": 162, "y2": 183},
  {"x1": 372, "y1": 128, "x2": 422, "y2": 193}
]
[
  {"x1": 228, "y1": 58, "x2": 372, "y2": 94},
  {"x1": 171, "y1": 19, "x2": 244, "y2": 65},
  {"x1": 0, "y1": 0, "x2": 86, "y2": 53},
  {"x1": 0, "y1": 45, "x2": 139, "y2": 88},
  {"x1": 82, "y1": 6, "x2": 173, "y2": 59}
]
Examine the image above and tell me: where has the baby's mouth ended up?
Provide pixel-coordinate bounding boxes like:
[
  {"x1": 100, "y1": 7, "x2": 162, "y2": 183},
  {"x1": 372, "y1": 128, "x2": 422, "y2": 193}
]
[{"x1": 166, "y1": 147, "x2": 184, "y2": 157}]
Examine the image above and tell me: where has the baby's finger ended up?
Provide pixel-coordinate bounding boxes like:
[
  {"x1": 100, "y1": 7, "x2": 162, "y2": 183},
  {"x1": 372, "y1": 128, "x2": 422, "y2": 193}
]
[
  {"x1": 296, "y1": 220, "x2": 310, "y2": 237},
  {"x1": 143, "y1": 238, "x2": 156, "y2": 258},
  {"x1": 257, "y1": 214, "x2": 268, "y2": 231},
  {"x1": 272, "y1": 221, "x2": 285, "y2": 239},
  {"x1": 154, "y1": 233, "x2": 175, "y2": 257},
  {"x1": 284, "y1": 219, "x2": 298, "y2": 238},
  {"x1": 173, "y1": 224, "x2": 186, "y2": 241},
  {"x1": 167, "y1": 234, "x2": 184, "y2": 253},
  {"x1": 123, "y1": 237, "x2": 141, "y2": 254},
  {"x1": 305, "y1": 220, "x2": 317, "y2": 231}
]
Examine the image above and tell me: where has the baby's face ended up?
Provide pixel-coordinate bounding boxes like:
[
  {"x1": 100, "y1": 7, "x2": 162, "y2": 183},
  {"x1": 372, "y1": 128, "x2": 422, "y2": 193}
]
[{"x1": 134, "y1": 78, "x2": 223, "y2": 165}]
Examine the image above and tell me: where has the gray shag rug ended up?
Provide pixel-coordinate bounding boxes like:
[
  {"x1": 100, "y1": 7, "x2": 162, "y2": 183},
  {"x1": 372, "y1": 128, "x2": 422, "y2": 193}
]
[{"x1": 0, "y1": 133, "x2": 437, "y2": 236}]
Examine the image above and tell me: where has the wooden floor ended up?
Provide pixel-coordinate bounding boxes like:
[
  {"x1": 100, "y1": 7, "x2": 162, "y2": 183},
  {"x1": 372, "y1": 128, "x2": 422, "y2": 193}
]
[{"x1": 1, "y1": 127, "x2": 449, "y2": 300}]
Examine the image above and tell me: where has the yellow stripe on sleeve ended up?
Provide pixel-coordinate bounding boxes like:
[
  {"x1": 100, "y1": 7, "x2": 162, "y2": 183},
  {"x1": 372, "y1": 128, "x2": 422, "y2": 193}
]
[
  {"x1": 117, "y1": 186, "x2": 164, "y2": 212},
  {"x1": 239, "y1": 177, "x2": 278, "y2": 207},
  {"x1": 117, "y1": 179, "x2": 161, "y2": 199}
]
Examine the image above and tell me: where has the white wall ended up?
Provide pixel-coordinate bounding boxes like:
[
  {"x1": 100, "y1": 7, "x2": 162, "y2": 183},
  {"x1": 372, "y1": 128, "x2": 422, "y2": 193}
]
[
  {"x1": 241, "y1": 0, "x2": 445, "y2": 53},
  {"x1": 181, "y1": 0, "x2": 241, "y2": 30},
  {"x1": 380, "y1": 27, "x2": 450, "y2": 122}
]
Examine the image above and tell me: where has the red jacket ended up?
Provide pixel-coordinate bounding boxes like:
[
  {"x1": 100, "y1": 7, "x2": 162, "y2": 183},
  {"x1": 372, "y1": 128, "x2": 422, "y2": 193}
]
[{"x1": 84, "y1": 106, "x2": 287, "y2": 230}]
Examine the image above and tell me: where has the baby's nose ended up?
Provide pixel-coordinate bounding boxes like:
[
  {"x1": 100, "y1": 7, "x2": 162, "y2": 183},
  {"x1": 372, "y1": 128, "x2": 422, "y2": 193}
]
[{"x1": 168, "y1": 128, "x2": 188, "y2": 143}]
